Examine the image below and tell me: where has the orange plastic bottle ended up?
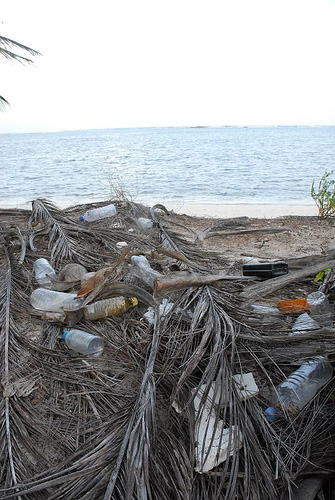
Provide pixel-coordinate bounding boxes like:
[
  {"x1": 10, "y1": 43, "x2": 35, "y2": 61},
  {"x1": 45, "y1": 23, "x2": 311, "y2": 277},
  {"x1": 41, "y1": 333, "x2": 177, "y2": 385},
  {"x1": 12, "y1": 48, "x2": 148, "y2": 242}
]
[{"x1": 277, "y1": 297, "x2": 308, "y2": 312}]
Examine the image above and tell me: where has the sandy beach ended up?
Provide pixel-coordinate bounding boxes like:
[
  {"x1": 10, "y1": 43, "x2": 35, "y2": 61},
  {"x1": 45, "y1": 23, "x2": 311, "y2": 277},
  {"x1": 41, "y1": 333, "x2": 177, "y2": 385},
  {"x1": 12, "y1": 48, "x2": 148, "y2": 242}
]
[
  {"x1": 1, "y1": 200, "x2": 318, "y2": 220},
  {"x1": 166, "y1": 202, "x2": 317, "y2": 219}
]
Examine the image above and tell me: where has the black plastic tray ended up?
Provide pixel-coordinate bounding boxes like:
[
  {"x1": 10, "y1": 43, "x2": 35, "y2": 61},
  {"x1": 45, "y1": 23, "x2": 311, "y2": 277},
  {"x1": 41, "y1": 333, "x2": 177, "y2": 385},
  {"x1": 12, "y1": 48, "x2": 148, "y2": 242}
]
[{"x1": 242, "y1": 262, "x2": 288, "y2": 278}]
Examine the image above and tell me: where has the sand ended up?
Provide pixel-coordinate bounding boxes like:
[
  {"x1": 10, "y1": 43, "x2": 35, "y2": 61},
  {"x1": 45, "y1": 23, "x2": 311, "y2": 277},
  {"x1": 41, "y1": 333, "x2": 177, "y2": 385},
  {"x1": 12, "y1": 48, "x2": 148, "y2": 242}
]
[
  {"x1": 166, "y1": 202, "x2": 317, "y2": 219},
  {"x1": 0, "y1": 200, "x2": 318, "y2": 220}
]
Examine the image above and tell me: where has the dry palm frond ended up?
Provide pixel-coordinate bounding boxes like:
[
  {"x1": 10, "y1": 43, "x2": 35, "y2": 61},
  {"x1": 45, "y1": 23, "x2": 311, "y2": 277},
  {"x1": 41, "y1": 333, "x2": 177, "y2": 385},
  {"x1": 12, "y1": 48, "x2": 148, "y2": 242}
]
[
  {"x1": 28, "y1": 199, "x2": 78, "y2": 267},
  {"x1": 0, "y1": 199, "x2": 335, "y2": 499}
]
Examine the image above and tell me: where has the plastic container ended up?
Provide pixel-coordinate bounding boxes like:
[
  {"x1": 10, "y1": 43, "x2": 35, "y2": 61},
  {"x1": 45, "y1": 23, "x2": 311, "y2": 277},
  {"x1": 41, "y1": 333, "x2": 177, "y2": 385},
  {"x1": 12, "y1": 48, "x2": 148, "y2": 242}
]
[
  {"x1": 277, "y1": 297, "x2": 308, "y2": 312},
  {"x1": 34, "y1": 258, "x2": 57, "y2": 287},
  {"x1": 62, "y1": 329, "x2": 104, "y2": 356},
  {"x1": 30, "y1": 289, "x2": 83, "y2": 312},
  {"x1": 290, "y1": 312, "x2": 320, "y2": 335},
  {"x1": 264, "y1": 356, "x2": 333, "y2": 422},
  {"x1": 130, "y1": 255, "x2": 162, "y2": 289},
  {"x1": 250, "y1": 304, "x2": 281, "y2": 315},
  {"x1": 137, "y1": 218, "x2": 154, "y2": 230},
  {"x1": 243, "y1": 262, "x2": 288, "y2": 279},
  {"x1": 80, "y1": 203, "x2": 116, "y2": 222},
  {"x1": 84, "y1": 296, "x2": 138, "y2": 320},
  {"x1": 307, "y1": 291, "x2": 333, "y2": 327}
]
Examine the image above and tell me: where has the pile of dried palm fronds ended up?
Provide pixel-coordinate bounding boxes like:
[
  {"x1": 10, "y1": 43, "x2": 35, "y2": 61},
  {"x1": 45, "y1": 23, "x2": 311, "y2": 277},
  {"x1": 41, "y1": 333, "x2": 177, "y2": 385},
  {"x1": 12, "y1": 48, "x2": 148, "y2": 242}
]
[{"x1": 0, "y1": 198, "x2": 335, "y2": 500}]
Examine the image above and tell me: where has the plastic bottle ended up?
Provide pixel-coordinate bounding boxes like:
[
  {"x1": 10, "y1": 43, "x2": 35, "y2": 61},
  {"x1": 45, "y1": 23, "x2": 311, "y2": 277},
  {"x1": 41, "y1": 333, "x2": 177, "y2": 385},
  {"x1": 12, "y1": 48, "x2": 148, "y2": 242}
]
[
  {"x1": 80, "y1": 203, "x2": 117, "y2": 222},
  {"x1": 251, "y1": 304, "x2": 281, "y2": 316},
  {"x1": 84, "y1": 296, "x2": 138, "y2": 320},
  {"x1": 264, "y1": 356, "x2": 333, "y2": 422},
  {"x1": 130, "y1": 255, "x2": 162, "y2": 289},
  {"x1": 34, "y1": 258, "x2": 57, "y2": 287},
  {"x1": 290, "y1": 312, "x2": 320, "y2": 335},
  {"x1": 307, "y1": 291, "x2": 333, "y2": 327},
  {"x1": 277, "y1": 297, "x2": 308, "y2": 312},
  {"x1": 30, "y1": 289, "x2": 83, "y2": 312},
  {"x1": 137, "y1": 218, "x2": 154, "y2": 230},
  {"x1": 62, "y1": 329, "x2": 104, "y2": 357}
]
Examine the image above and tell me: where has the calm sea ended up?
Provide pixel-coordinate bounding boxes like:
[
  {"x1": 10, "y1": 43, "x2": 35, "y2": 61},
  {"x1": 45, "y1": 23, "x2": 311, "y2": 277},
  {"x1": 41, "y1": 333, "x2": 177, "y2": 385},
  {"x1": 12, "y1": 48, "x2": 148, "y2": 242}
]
[{"x1": 0, "y1": 126, "x2": 334, "y2": 208}]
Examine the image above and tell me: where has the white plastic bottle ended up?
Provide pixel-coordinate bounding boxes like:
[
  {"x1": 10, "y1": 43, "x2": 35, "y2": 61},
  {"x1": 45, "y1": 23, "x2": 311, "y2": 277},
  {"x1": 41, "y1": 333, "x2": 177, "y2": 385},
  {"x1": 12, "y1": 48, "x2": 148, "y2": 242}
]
[
  {"x1": 264, "y1": 356, "x2": 333, "y2": 422},
  {"x1": 62, "y1": 329, "x2": 104, "y2": 356},
  {"x1": 34, "y1": 258, "x2": 57, "y2": 287},
  {"x1": 307, "y1": 291, "x2": 333, "y2": 327},
  {"x1": 130, "y1": 255, "x2": 162, "y2": 289},
  {"x1": 30, "y1": 289, "x2": 83, "y2": 312},
  {"x1": 137, "y1": 218, "x2": 154, "y2": 230},
  {"x1": 80, "y1": 203, "x2": 116, "y2": 222}
]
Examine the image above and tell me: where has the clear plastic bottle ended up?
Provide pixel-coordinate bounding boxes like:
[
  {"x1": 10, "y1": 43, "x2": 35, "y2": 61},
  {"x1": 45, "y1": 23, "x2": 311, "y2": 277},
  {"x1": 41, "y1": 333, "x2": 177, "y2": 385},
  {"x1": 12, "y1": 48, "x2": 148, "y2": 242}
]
[
  {"x1": 264, "y1": 356, "x2": 333, "y2": 422},
  {"x1": 79, "y1": 203, "x2": 116, "y2": 222},
  {"x1": 307, "y1": 291, "x2": 333, "y2": 327},
  {"x1": 130, "y1": 255, "x2": 162, "y2": 289},
  {"x1": 34, "y1": 258, "x2": 57, "y2": 287},
  {"x1": 62, "y1": 329, "x2": 104, "y2": 356},
  {"x1": 137, "y1": 217, "x2": 154, "y2": 230},
  {"x1": 30, "y1": 289, "x2": 83, "y2": 312},
  {"x1": 290, "y1": 312, "x2": 320, "y2": 335},
  {"x1": 83, "y1": 296, "x2": 138, "y2": 320}
]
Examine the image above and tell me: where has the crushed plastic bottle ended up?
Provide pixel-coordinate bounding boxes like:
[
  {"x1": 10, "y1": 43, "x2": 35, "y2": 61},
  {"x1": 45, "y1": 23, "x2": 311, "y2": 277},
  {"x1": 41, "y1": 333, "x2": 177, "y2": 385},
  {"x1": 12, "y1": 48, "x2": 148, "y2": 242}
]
[
  {"x1": 290, "y1": 312, "x2": 320, "y2": 335},
  {"x1": 80, "y1": 203, "x2": 116, "y2": 222},
  {"x1": 62, "y1": 329, "x2": 104, "y2": 356},
  {"x1": 307, "y1": 291, "x2": 333, "y2": 327},
  {"x1": 30, "y1": 289, "x2": 84, "y2": 312},
  {"x1": 137, "y1": 218, "x2": 154, "y2": 230},
  {"x1": 83, "y1": 296, "x2": 138, "y2": 320},
  {"x1": 34, "y1": 258, "x2": 57, "y2": 287},
  {"x1": 130, "y1": 255, "x2": 162, "y2": 289},
  {"x1": 264, "y1": 356, "x2": 333, "y2": 422}
]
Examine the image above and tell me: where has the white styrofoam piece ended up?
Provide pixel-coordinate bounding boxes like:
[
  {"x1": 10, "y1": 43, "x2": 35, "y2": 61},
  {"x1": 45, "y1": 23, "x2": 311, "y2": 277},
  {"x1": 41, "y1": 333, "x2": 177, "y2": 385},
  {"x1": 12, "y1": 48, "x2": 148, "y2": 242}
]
[
  {"x1": 192, "y1": 373, "x2": 258, "y2": 472},
  {"x1": 195, "y1": 416, "x2": 242, "y2": 473},
  {"x1": 232, "y1": 372, "x2": 259, "y2": 400},
  {"x1": 193, "y1": 373, "x2": 258, "y2": 411}
]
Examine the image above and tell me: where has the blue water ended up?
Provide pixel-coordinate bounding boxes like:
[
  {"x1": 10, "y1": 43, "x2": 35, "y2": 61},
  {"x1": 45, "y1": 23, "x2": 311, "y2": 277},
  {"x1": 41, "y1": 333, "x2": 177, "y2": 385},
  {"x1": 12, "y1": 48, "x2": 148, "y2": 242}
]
[{"x1": 0, "y1": 126, "x2": 334, "y2": 207}]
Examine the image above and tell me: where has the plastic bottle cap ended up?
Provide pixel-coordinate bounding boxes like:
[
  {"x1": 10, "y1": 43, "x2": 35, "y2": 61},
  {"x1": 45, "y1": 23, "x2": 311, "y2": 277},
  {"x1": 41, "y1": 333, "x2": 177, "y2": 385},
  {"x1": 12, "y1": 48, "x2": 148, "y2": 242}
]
[
  {"x1": 264, "y1": 406, "x2": 281, "y2": 423},
  {"x1": 62, "y1": 331, "x2": 70, "y2": 340},
  {"x1": 80, "y1": 215, "x2": 85, "y2": 221}
]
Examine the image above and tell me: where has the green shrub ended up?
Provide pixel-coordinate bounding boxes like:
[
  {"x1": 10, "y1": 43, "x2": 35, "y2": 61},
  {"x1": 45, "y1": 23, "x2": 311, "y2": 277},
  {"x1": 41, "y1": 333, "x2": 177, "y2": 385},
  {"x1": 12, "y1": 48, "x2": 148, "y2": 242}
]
[{"x1": 311, "y1": 171, "x2": 335, "y2": 219}]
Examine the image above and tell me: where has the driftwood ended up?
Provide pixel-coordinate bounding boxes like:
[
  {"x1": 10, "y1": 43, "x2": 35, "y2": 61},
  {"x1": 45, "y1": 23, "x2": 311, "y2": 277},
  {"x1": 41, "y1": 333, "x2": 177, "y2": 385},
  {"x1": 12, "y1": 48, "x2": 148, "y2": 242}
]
[
  {"x1": 154, "y1": 271, "x2": 257, "y2": 295},
  {"x1": 240, "y1": 258, "x2": 335, "y2": 302},
  {"x1": 204, "y1": 227, "x2": 290, "y2": 239}
]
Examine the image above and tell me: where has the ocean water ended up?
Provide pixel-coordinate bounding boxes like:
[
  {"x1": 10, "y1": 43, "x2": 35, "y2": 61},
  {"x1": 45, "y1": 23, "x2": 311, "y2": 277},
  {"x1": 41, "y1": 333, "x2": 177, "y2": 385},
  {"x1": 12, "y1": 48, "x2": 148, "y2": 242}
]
[{"x1": 0, "y1": 126, "x2": 334, "y2": 208}]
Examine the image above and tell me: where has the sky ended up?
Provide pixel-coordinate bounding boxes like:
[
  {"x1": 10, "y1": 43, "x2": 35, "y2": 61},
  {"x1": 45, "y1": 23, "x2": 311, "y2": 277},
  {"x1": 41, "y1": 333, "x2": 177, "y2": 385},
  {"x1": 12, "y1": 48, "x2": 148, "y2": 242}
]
[{"x1": 1, "y1": 0, "x2": 335, "y2": 133}]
